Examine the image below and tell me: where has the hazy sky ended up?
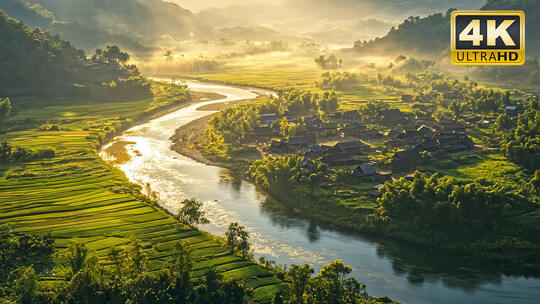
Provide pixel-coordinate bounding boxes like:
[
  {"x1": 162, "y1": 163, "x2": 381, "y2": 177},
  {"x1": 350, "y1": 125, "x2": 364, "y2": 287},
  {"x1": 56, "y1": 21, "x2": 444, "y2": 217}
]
[{"x1": 166, "y1": 0, "x2": 486, "y2": 44}]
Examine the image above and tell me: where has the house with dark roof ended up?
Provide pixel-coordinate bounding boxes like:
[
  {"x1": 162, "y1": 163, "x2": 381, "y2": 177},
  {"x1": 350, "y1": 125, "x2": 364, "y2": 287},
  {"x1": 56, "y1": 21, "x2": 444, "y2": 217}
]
[
  {"x1": 305, "y1": 144, "x2": 322, "y2": 153},
  {"x1": 269, "y1": 140, "x2": 287, "y2": 153},
  {"x1": 380, "y1": 109, "x2": 407, "y2": 125},
  {"x1": 386, "y1": 130, "x2": 402, "y2": 139},
  {"x1": 288, "y1": 135, "x2": 315, "y2": 151},
  {"x1": 342, "y1": 110, "x2": 361, "y2": 122},
  {"x1": 352, "y1": 164, "x2": 376, "y2": 177},
  {"x1": 375, "y1": 172, "x2": 393, "y2": 183},
  {"x1": 322, "y1": 152, "x2": 356, "y2": 166},
  {"x1": 340, "y1": 122, "x2": 364, "y2": 137},
  {"x1": 416, "y1": 125, "x2": 436, "y2": 139},
  {"x1": 260, "y1": 113, "x2": 278, "y2": 125},
  {"x1": 391, "y1": 150, "x2": 419, "y2": 170},
  {"x1": 248, "y1": 126, "x2": 276, "y2": 141},
  {"x1": 438, "y1": 118, "x2": 465, "y2": 132},
  {"x1": 361, "y1": 130, "x2": 380, "y2": 139},
  {"x1": 318, "y1": 122, "x2": 339, "y2": 136},
  {"x1": 413, "y1": 138, "x2": 439, "y2": 152},
  {"x1": 331, "y1": 141, "x2": 368, "y2": 155},
  {"x1": 505, "y1": 105, "x2": 523, "y2": 116}
]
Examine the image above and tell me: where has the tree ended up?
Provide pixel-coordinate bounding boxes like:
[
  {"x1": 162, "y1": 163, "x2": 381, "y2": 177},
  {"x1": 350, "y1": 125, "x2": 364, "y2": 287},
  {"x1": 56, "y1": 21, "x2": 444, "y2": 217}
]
[
  {"x1": 286, "y1": 264, "x2": 314, "y2": 304},
  {"x1": 61, "y1": 243, "x2": 88, "y2": 278},
  {"x1": 0, "y1": 141, "x2": 11, "y2": 162},
  {"x1": 11, "y1": 266, "x2": 38, "y2": 304},
  {"x1": 225, "y1": 222, "x2": 251, "y2": 258},
  {"x1": 0, "y1": 97, "x2": 11, "y2": 122},
  {"x1": 308, "y1": 173, "x2": 322, "y2": 200},
  {"x1": 280, "y1": 117, "x2": 289, "y2": 137},
  {"x1": 125, "y1": 240, "x2": 147, "y2": 279},
  {"x1": 272, "y1": 290, "x2": 285, "y2": 304},
  {"x1": 449, "y1": 100, "x2": 463, "y2": 119},
  {"x1": 177, "y1": 198, "x2": 210, "y2": 226},
  {"x1": 102, "y1": 45, "x2": 130, "y2": 64},
  {"x1": 0, "y1": 223, "x2": 15, "y2": 267},
  {"x1": 171, "y1": 241, "x2": 192, "y2": 300},
  {"x1": 531, "y1": 169, "x2": 540, "y2": 196}
]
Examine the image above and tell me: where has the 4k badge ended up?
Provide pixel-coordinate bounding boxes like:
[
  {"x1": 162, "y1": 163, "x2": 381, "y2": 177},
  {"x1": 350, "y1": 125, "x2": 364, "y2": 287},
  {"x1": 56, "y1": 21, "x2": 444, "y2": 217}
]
[{"x1": 451, "y1": 10, "x2": 525, "y2": 65}]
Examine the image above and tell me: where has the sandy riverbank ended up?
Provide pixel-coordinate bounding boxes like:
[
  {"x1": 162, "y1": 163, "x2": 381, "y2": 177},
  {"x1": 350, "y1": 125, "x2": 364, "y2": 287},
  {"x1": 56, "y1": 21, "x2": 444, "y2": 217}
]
[
  {"x1": 170, "y1": 97, "x2": 261, "y2": 171},
  {"x1": 102, "y1": 91, "x2": 224, "y2": 165}
]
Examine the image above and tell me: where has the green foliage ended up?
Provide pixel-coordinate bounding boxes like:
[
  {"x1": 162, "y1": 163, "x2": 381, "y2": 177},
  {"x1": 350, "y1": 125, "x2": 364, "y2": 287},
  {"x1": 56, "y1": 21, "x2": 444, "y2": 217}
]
[
  {"x1": 315, "y1": 72, "x2": 357, "y2": 90},
  {"x1": 0, "y1": 141, "x2": 55, "y2": 163},
  {"x1": 286, "y1": 264, "x2": 314, "y2": 304},
  {"x1": 499, "y1": 99, "x2": 540, "y2": 170},
  {"x1": 378, "y1": 171, "x2": 530, "y2": 234},
  {"x1": 177, "y1": 198, "x2": 210, "y2": 227},
  {"x1": 247, "y1": 154, "x2": 304, "y2": 197},
  {"x1": 200, "y1": 89, "x2": 338, "y2": 160},
  {"x1": 38, "y1": 241, "x2": 253, "y2": 304},
  {"x1": 0, "y1": 225, "x2": 54, "y2": 288},
  {"x1": 314, "y1": 54, "x2": 342, "y2": 70},
  {"x1": 225, "y1": 222, "x2": 251, "y2": 258},
  {"x1": 0, "y1": 97, "x2": 11, "y2": 122},
  {"x1": 10, "y1": 266, "x2": 38, "y2": 304},
  {"x1": 93, "y1": 45, "x2": 129, "y2": 65},
  {"x1": 286, "y1": 261, "x2": 366, "y2": 304}
]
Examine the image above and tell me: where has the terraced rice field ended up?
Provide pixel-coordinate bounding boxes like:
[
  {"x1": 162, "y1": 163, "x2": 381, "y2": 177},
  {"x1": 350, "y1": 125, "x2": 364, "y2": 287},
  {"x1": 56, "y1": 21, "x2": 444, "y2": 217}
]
[{"x1": 0, "y1": 85, "x2": 285, "y2": 301}]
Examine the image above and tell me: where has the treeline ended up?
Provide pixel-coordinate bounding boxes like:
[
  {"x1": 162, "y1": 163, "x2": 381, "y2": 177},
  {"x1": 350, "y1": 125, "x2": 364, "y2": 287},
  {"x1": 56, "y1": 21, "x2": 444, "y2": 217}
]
[
  {"x1": 496, "y1": 99, "x2": 540, "y2": 170},
  {"x1": 314, "y1": 55, "x2": 342, "y2": 70},
  {"x1": 0, "y1": 223, "x2": 389, "y2": 304},
  {"x1": 0, "y1": 141, "x2": 55, "y2": 163},
  {"x1": 247, "y1": 154, "x2": 540, "y2": 262},
  {"x1": 0, "y1": 224, "x2": 252, "y2": 304},
  {"x1": 377, "y1": 171, "x2": 539, "y2": 259},
  {"x1": 223, "y1": 40, "x2": 288, "y2": 58},
  {"x1": 0, "y1": 10, "x2": 151, "y2": 100},
  {"x1": 315, "y1": 72, "x2": 357, "y2": 90}
]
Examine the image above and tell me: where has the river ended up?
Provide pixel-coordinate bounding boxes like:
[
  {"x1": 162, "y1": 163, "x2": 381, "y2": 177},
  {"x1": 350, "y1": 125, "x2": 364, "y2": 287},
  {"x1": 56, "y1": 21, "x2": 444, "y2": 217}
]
[{"x1": 100, "y1": 80, "x2": 540, "y2": 304}]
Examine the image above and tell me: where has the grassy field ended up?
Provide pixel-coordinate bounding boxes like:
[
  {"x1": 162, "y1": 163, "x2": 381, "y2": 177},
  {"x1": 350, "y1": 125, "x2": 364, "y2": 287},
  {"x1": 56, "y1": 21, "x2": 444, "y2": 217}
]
[{"x1": 0, "y1": 84, "x2": 285, "y2": 301}]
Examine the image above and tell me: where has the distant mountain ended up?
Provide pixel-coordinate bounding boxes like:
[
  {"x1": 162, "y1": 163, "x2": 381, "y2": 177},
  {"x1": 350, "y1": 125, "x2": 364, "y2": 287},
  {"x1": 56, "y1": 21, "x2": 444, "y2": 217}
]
[
  {"x1": 0, "y1": 0, "x2": 214, "y2": 54},
  {"x1": 352, "y1": 0, "x2": 540, "y2": 58}
]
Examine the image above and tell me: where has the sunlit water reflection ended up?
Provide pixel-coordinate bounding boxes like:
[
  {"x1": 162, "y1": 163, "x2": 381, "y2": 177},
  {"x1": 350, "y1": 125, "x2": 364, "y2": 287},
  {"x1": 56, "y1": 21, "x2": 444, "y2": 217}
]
[{"x1": 101, "y1": 80, "x2": 540, "y2": 304}]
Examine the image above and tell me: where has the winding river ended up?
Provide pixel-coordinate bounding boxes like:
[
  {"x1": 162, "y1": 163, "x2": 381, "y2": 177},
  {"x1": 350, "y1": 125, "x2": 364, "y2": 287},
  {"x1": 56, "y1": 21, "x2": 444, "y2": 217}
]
[{"x1": 101, "y1": 80, "x2": 540, "y2": 304}]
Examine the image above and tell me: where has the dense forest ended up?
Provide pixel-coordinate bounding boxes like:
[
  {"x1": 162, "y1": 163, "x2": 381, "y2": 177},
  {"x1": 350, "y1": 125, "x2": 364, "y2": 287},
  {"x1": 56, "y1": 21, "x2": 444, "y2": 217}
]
[{"x1": 0, "y1": 9, "x2": 151, "y2": 99}]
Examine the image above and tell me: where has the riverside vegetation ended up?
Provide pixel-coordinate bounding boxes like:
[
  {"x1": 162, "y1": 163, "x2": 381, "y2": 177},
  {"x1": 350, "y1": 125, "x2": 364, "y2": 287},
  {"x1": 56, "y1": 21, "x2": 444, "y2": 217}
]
[
  {"x1": 0, "y1": 10, "x2": 395, "y2": 304},
  {"x1": 186, "y1": 60, "x2": 540, "y2": 268}
]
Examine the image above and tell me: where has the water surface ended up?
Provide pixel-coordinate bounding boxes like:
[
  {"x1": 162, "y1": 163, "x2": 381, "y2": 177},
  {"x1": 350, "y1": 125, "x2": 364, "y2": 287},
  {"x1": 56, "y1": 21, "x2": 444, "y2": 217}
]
[{"x1": 101, "y1": 80, "x2": 540, "y2": 304}]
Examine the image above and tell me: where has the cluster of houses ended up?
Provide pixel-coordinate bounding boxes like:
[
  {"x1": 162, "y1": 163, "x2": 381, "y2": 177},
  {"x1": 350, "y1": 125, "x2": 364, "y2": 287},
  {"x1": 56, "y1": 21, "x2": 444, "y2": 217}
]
[{"x1": 388, "y1": 123, "x2": 474, "y2": 170}]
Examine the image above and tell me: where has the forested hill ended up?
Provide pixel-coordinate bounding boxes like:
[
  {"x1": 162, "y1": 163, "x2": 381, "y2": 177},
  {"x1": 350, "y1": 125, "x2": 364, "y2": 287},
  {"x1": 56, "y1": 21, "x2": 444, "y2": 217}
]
[
  {"x1": 0, "y1": 10, "x2": 150, "y2": 99},
  {"x1": 0, "y1": 0, "x2": 147, "y2": 52},
  {"x1": 352, "y1": 0, "x2": 540, "y2": 58},
  {"x1": 0, "y1": 0, "x2": 212, "y2": 54}
]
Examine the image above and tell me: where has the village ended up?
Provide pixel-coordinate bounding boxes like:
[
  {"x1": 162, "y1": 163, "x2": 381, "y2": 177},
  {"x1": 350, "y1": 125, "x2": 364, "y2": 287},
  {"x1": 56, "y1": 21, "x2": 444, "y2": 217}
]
[{"x1": 238, "y1": 93, "x2": 525, "y2": 195}]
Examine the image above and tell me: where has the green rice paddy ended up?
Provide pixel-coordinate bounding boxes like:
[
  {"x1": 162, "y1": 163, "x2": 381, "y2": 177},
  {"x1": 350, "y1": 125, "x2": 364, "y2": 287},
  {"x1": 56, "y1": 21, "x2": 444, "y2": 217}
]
[{"x1": 0, "y1": 85, "x2": 285, "y2": 301}]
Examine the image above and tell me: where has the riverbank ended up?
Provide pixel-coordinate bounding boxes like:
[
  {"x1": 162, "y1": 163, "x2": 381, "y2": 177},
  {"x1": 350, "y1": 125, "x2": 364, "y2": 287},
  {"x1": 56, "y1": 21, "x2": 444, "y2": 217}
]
[
  {"x1": 0, "y1": 82, "x2": 288, "y2": 303},
  {"x1": 165, "y1": 81, "x2": 540, "y2": 273},
  {"x1": 101, "y1": 90, "x2": 225, "y2": 164}
]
